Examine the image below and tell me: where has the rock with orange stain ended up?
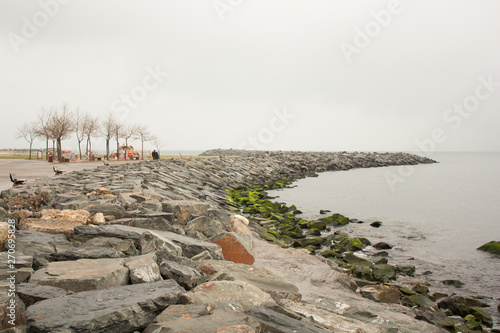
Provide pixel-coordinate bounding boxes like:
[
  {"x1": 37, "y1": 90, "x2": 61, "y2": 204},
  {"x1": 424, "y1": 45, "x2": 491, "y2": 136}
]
[
  {"x1": 211, "y1": 232, "x2": 254, "y2": 265},
  {"x1": 161, "y1": 200, "x2": 212, "y2": 224}
]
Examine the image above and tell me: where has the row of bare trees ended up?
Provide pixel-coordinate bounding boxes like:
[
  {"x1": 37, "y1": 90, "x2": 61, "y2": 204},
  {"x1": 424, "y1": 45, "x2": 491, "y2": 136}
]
[{"x1": 17, "y1": 103, "x2": 162, "y2": 161}]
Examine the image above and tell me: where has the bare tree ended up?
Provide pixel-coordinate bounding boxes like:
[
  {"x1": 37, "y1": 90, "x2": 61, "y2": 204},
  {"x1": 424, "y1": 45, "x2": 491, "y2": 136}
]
[
  {"x1": 74, "y1": 108, "x2": 85, "y2": 160},
  {"x1": 114, "y1": 122, "x2": 123, "y2": 160},
  {"x1": 83, "y1": 114, "x2": 101, "y2": 160},
  {"x1": 121, "y1": 124, "x2": 138, "y2": 160},
  {"x1": 17, "y1": 122, "x2": 39, "y2": 159},
  {"x1": 102, "y1": 112, "x2": 117, "y2": 160},
  {"x1": 36, "y1": 108, "x2": 53, "y2": 160},
  {"x1": 48, "y1": 103, "x2": 74, "y2": 161},
  {"x1": 135, "y1": 125, "x2": 154, "y2": 160}
]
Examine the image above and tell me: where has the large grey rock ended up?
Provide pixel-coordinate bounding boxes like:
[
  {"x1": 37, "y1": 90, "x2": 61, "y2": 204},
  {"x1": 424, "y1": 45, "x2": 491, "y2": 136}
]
[
  {"x1": 27, "y1": 280, "x2": 185, "y2": 333},
  {"x1": 87, "y1": 203, "x2": 126, "y2": 219},
  {"x1": 104, "y1": 217, "x2": 174, "y2": 232},
  {"x1": 144, "y1": 308, "x2": 261, "y2": 333},
  {"x1": 13, "y1": 230, "x2": 67, "y2": 257},
  {"x1": 179, "y1": 280, "x2": 276, "y2": 311},
  {"x1": 16, "y1": 283, "x2": 67, "y2": 307},
  {"x1": 30, "y1": 258, "x2": 129, "y2": 292},
  {"x1": 211, "y1": 262, "x2": 301, "y2": 303},
  {"x1": 50, "y1": 246, "x2": 125, "y2": 261},
  {"x1": 246, "y1": 306, "x2": 330, "y2": 333},
  {"x1": 72, "y1": 225, "x2": 222, "y2": 259},
  {"x1": 125, "y1": 253, "x2": 163, "y2": 284},
  {"x1": 185, "y1": 216, "x2": 225, "y2": 239},
  {"x1": 0, "y1": 268, "x2": 33, "y2": 284},
  {"x1": 0, "y1": 253, "x2": 33, "y2": 269},
  {"x1": 0, "y1": 288, "x2": 26, "y2": 330},
  {"x1": 161, "y1": 200, "x2": 212, "y2": 224},
  {"x1": 159, "y1": 260, "x2": 204, "y2": 290},
  {"x1": 140, "y1": 230, "x2": 183, "y2": 257}
]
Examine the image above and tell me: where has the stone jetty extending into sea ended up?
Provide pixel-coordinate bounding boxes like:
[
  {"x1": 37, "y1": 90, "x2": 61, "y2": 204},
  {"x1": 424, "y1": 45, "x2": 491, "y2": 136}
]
[{"x1": 0, "y1": 150, "x2": 494, "y2": 332}]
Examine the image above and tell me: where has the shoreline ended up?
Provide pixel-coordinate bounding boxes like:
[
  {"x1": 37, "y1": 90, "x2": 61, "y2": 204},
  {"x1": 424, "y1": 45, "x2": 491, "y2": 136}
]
[{"x1": 3, "y1": 151, "x2": 492, "y2": 332}]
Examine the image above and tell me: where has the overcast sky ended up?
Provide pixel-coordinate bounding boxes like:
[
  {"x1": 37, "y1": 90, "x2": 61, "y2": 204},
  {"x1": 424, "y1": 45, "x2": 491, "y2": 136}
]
[{"x1": 1, "y1": 0, "x2": 499, "y2": 153}]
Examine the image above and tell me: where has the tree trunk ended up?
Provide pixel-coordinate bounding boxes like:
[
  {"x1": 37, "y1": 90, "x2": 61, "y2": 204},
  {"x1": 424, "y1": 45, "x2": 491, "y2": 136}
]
[
  {"x1": 29, "y1": 142, "x2": 32, "y2": 159},
  {"x1": 78, "y1": 141, "x2": 82, "y2": 160},
  {"x1": 124, "y1": 139, "x2": 128, "y2": 160},
  {"x1": 116, "y1": 134, "x2": 119, "y2": 160},
  {"x1": 106, "y1": 139, "x2": 110, "y2": 160},
  {"x1": 56, "y1": 138, "x2": 62, "y2": 161},
  {"x1": 45, "y1": 138, "x2": 48, "y2": 160},
  {"x1": 141, "y1": 138, "x2": 144, "y2": 160}
]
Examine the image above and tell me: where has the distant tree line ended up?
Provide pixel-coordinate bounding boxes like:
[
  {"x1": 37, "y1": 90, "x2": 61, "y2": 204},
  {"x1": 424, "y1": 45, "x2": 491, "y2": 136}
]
[{"x1": 16, "y1": 103, "x2": 163, "y2": 161}]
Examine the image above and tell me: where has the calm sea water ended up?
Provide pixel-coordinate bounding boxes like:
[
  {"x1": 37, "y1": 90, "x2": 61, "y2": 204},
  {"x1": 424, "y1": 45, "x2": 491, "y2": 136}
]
[{"x1": 268, "y1": 152, "x2": 500, "y2": 322}]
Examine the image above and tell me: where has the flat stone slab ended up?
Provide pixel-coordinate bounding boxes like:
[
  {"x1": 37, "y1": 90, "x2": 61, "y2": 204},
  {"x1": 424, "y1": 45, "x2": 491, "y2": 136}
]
[
  {"x1": 180, "y1": 280, "x2": 276, "y2": 312},
  {"x1": 159, "y1": 260, "x2": 204, "y2": 290},
  {"x1": 50, "y1": 246, "x2": 125, "y2": 261},
  {"x1": 211, "y1": 262, "x2": 301, "y2": 303},
  {"x1": 246, "y1": 306, "x2": 330, "y2": 333},
  {"x1": 27, "y1": 280, "x2": 185, "y2": 333},
  {"x1": 161, "y1": 200, "x2": 212, "y2": 224},
  {"x1": 30, "y1": 258, "x2": 129, "y2": 292},
  {"x1": 17, "y1": 283, "x2": 68, "y2": 307},
  {"x1": 144, "y1": 308, "x2": 261, "y2": 333}
]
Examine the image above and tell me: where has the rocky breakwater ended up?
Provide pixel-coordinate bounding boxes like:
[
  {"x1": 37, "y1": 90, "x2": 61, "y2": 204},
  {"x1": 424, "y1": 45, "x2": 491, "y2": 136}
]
[{"x1": 0, "y1": 150, "x2": 449, "y2": 332}]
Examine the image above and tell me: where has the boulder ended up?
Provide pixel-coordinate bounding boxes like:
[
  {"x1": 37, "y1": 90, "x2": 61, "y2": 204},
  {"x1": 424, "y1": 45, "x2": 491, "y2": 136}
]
[
  {"x1": 0, "y1": 268, "x2": 33, "y2": 284},
  {"x1": 125, "y1": 253, "x2": 163, "y2": 284},
  {"x1": 30, "y1": 258, "x2": 129, "y2": 292},
  {"x1": 373, "y1": 242, "x2": 393, "y2": 250},
  {"x1": 26, "y1": 279, "x2": 185, "y2": 333},
  {"x1": 50, "y1": 247, "x2": 125, "y2": 261},
  {"x1": 19, "y1": 218, "x2": 83, "y2": 237},
  {"x1": 229, "y1": 215, "x2": 252, "y2": 235},
  {"x1": 246, "y1": 306, "x2": 330, "y2": 333},
  {"x1": 87, "y1": 203, "x2": 126, "y2": 219},
  {"x1": 0, "y1": 222, "x2": 8, "y2": 247},
  {"x1": 39, "y1": 209, "x2": 90, "y2": 224},
  {"x1": 16, "y1": 283, "x2": 67, "y2": 307},
  {"x1": 211, "y1": 262, "x2": 301, "y2": 303},
  {"x1": 161, "y1": 200, "x2": 212, "y2": 224},
  {"x1": 0, "y1": 253, "x2": 33, "y2": 269},
  {"x1": 402, "y1": 294, "x2": 436, "y2": 310},
  {"x1": 179, "y1": 280, "x2": 276, "y2": 311},
  {"x1": 140, "y1": 231, "x2": 183, "y2": 257},
  {"x1": 105, "y1": 217, "x2": 174, "y2": 232},
  {"x1": 185, "y1": 216, "x2": 225, "y2": 239},
  {"x1": 144, "y1": 307, "x2": 261, "y2": 333},
  {"x1": 360, "y1": 285, "x2": 402, "y2": 304},
  {"x1": 91, "y1": 212, "x2": 106, "y2": 225},
  {"x1": 438, "y1": 295, "x2": 472, "y2": 317},
  {"x1": 211, "y1": 232, "x2": 254, "y2": 265},
  {"x1": 477, "y1": 241, "x2": 500, "y2": 255},
  {"x1": 159, "y1": 260, "x2": 204, "y2": 290},
  {"x1": 372, "y1": 264, "x2": 397, "y2": 282},
  {"x1": 0, "y1": 288, "x2": 26, "y2": 330}
]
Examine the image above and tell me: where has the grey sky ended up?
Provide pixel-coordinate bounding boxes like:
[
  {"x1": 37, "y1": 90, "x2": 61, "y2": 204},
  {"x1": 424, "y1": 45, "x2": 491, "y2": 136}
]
[{"x1": 1, "y1": 0, "x2": 499, "y2": 153}]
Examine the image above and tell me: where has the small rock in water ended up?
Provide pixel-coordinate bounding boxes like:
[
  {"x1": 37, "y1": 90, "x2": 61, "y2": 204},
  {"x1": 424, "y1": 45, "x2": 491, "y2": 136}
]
[
  {"x1": 370, "y1": 221, "x2": 382, "y2": 228},
  {"x1": 442, "y1": 279, "x2": 464, "y2": 288},
  {"x1": 319, "y1": 210, "x2": 331, "y2": 215},
  {"x1": 373, "y1": 242, "x2": 393, "y2": 250}
]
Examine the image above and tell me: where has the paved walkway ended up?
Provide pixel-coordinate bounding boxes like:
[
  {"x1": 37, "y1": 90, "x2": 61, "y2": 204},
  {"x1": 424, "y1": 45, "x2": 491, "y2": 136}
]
[{"x1": 0, "y1": 159, "x2": 140, "y2": 191}]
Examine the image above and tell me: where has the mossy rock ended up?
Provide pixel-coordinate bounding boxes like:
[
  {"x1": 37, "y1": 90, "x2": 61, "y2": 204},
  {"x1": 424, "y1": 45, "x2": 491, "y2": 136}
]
[
  {"x1": 397, "y1": 286, "x2": 416, "y2": 296},
  {"x1": 351, "y1": 263, "x2": 374, "y2": 281},
  {"x1": 309, "y1": 221, "x2": 327, "y2": 230},
  {"x1": 404, "y1": 294, "x2": 435, "y2": 309},
  {"x1": 433, "y1": 317, "x2": 468, "y2": 333},
  {"x1": 297, "y1": 219, "x2": 310, "y2": 229},
  {"x1": 320, "y1": 250, "x2": 341, "y2": 259},
  {"x1": 319, "y1": 213, "x2": 350, "y2": 226},
  {"x1": 372, "y1": 264, "x2": 397, "y2": 282},
  {"x1": 471, "y1": 307, "x2": 493, "y2": 328},
  {"x1": 396, "y1": 265, "x2": 416, "y2": 277},
  {"x1": 281, "y1": 231, "x2": 304, "y2": 239},
  {"x1": 477, "y1": 241, "x2": 500, "y2": 255},
  {"x1": 307, "y1": 228, "x2": 322, "y2": 236},
  {"x1": 292, "y1": 237, "x2": 326, "y2": 249},
  {"x1": 464, "y1": 315, "x2": 482, "y2": 331},
  {"x1": 412, "y1": 282, "x2": 429, "y2": 294},
  {"x1": 343, "y1": 253, "x2": 371, "y2": 266},
  {"x1": 337, "y1": 237, "x2": 365, "y2": 252}
]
